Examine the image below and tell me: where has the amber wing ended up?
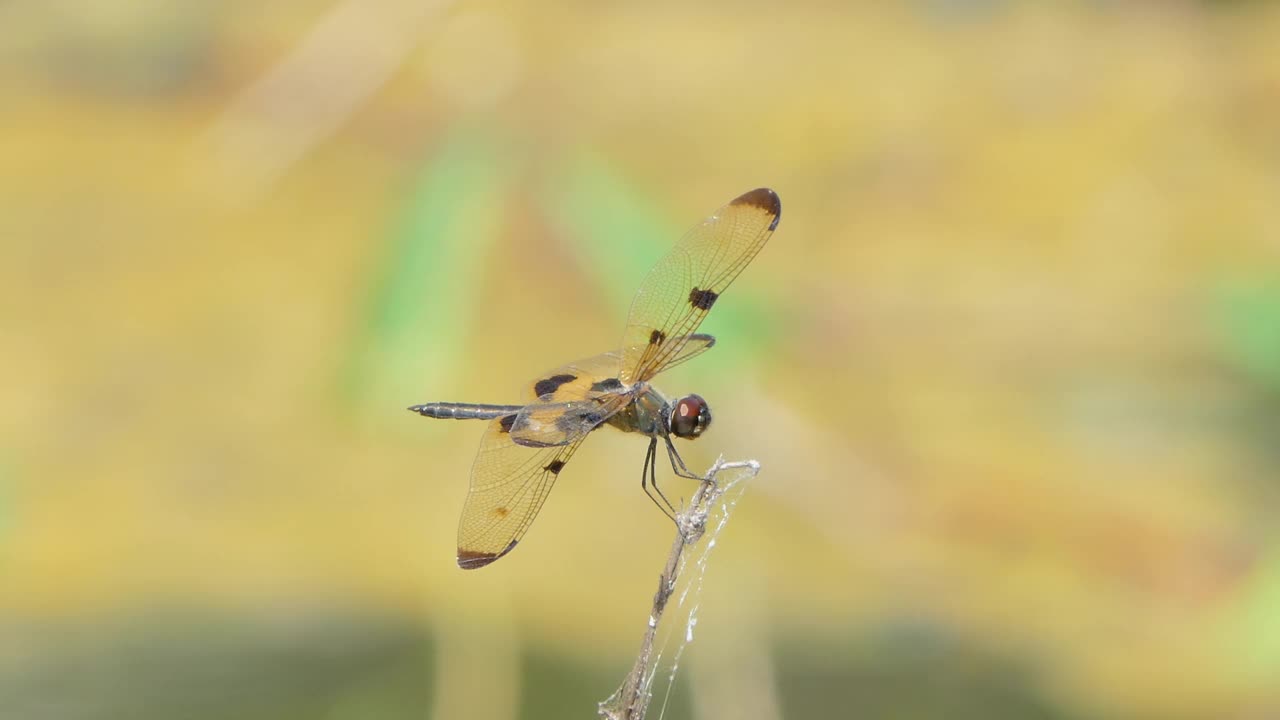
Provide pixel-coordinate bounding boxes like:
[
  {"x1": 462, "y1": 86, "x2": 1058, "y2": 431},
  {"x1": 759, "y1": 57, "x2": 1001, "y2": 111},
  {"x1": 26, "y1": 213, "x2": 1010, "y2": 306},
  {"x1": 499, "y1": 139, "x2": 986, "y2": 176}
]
[
  {"x1": 618, "y1": 188, "x2": 780, "y2": 385},
  {"x1": 456, "y1": 414, "x2": 592, "y2": 569},
  {"x1": 455, "y1": 350, "x2": 631, "y2": 569}
]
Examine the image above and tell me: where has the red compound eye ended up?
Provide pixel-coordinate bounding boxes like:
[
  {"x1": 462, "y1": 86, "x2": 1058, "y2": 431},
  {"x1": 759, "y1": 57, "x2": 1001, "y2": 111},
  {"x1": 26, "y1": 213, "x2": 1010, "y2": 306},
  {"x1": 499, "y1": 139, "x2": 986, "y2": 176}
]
[{"x1": 670, "y1": 394, "x2": 712, "y2": 439}]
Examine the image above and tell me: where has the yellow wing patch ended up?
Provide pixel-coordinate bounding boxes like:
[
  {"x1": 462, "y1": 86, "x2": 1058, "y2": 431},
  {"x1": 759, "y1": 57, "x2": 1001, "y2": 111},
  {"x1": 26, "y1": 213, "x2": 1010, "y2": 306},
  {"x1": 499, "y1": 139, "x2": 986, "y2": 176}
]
[{"x1": 456, "y1": 415, "x2": 589, "y2": 569}]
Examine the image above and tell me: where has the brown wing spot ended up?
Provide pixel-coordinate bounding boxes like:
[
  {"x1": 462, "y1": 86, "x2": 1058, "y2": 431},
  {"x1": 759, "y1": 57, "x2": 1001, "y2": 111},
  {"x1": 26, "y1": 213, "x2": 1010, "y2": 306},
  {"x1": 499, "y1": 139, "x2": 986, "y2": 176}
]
[
  {"x1": 534, "y1": 373, "x2": 577, "y2": 398},
  {"x1": 649, "y1": 329, "x2": 666, "y2": 345},
  {"x1": 493, "y1": 506, "x2": 511, "y2": 518},
  {"x1": 544, "y1": 459, "x2": 565, "y2": 474},
  {"x1": 498, "y1": 414, "x2": 516, "y2": 433},
  {"x1": 555, "y1": 409, "x2": 604, "y2": 434},
  {"x1": 689, "y1": 287, "x2": 719, "y2": 310},
  {"x1": 457, "y1": 539, "x2": 518, "y2": 570},
  {"x1": 730, "y1": 187, "x2": 782, "y2": 230},
  {"x1": 591, "y1": 377, "x2": 624, "y2": 392}
]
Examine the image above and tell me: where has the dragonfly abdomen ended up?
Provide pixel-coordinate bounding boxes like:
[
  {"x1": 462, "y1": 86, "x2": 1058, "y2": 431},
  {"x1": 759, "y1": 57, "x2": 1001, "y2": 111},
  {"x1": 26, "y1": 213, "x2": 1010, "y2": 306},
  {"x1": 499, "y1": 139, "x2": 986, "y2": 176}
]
[{"x1": 409, "y1": 402, "x2": 524, "y2": 420}]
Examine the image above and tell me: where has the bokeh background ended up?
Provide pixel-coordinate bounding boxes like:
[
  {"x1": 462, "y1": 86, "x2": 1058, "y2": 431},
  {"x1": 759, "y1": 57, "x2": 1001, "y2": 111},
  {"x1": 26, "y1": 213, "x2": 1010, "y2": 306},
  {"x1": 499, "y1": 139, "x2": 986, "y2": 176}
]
[{"x1": 4, "y1": 1, "x2": 1280, "y2": 718}]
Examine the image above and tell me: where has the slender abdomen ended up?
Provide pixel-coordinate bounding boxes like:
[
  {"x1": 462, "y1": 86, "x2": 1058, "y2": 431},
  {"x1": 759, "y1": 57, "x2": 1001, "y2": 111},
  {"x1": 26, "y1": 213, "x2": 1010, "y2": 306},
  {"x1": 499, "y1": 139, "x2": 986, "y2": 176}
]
[{"x1": 408, "y1": 402, "x2": 524, "y2": 420}]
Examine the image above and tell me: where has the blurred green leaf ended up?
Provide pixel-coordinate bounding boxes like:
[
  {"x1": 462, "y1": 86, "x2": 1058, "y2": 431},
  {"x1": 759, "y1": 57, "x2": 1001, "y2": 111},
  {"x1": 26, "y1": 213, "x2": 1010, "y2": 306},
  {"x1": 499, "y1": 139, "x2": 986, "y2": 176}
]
[
  {"x1": 544, "y1": 157, "x2": 780, "y2": 367},
  {"x1": 1213, "y1": 279, "x2": 1280, "y2": 392},
  {"x1": 342, "y1": 126, "x2": 510, "y2": 412},
  {"x1": 1228, "y1": 549, "x2": 1280, "y2": 682},
  {"x1": 545, "y1": 152, "x2": 677, "y2": 318}
]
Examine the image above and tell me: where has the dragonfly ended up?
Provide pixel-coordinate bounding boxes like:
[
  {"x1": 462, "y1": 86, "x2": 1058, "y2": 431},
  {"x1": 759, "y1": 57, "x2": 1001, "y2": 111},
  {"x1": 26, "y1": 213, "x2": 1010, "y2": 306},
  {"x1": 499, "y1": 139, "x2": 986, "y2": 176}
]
[{"x1": 409, "y1": 187, "x2": 781, "y2": 569}]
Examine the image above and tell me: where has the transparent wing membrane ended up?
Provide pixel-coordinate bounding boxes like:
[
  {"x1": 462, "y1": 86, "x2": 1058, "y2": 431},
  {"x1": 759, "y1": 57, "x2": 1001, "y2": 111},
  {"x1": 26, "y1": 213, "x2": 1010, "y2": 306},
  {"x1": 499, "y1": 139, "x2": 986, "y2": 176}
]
[{"x1": 619, "y1": 188, "x2": 779, "y2": 384}]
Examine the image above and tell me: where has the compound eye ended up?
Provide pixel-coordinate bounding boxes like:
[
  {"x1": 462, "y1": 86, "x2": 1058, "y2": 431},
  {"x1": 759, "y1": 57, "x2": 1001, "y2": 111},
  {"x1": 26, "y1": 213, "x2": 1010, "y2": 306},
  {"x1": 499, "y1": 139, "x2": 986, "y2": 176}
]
[{"x1": 670, "y1": 394, "x2": 712, "y2": 439}]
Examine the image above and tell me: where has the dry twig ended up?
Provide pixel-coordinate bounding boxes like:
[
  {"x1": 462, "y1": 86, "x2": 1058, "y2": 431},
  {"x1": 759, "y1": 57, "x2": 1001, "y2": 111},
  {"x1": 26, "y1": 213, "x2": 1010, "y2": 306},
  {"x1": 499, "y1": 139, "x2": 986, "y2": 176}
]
[{"x1": 599, "y1": 457, "x2": 760, "y2": 720}]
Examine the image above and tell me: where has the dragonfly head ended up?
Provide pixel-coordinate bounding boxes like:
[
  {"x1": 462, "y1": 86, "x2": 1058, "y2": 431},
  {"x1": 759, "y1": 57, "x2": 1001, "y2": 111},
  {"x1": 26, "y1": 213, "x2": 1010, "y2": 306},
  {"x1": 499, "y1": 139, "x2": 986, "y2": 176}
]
[{"x1": 670, "y1": 394, "x2": 712, "y2": 439}]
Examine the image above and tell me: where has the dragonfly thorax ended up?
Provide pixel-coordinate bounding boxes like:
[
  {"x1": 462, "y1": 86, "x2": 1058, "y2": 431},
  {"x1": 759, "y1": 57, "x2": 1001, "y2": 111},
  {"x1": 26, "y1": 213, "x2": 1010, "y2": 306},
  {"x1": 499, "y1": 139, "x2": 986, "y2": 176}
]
[{"x1": 606, "y1": 384, "x2": 709, "y2": 440}]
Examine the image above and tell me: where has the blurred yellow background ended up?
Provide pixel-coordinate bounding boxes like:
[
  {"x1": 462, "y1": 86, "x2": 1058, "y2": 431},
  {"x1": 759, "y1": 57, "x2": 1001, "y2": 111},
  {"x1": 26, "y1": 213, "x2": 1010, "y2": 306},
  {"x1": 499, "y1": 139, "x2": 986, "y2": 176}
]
[{"x1": 4, "y1": 1, "x2": 1280, "y2": 718}]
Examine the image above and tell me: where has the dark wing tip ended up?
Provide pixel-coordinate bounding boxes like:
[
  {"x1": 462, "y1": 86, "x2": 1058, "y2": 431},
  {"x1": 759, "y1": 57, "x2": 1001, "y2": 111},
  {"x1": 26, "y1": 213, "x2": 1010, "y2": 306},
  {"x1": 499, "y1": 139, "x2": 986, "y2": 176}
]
[
  {"x1": 457, "y1": 540, "x2": 519, "y2": 570},
  {"x1": 457, "y1": 551, "x2": 499, "y2": 570},
  {"x1": 730, "y1": 187, "x2": 781, "y2": 230}
]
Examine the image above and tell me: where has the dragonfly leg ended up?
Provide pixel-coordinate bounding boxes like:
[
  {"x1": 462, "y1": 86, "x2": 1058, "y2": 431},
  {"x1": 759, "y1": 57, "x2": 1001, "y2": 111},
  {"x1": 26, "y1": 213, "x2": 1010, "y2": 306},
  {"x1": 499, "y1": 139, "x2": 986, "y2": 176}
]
[
  {"x1": 641, "y1": 436, "x2": 676, "y2": 522},
  {"x1": 663, "y1": 435, "x2": 704, "y2": 480}
]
